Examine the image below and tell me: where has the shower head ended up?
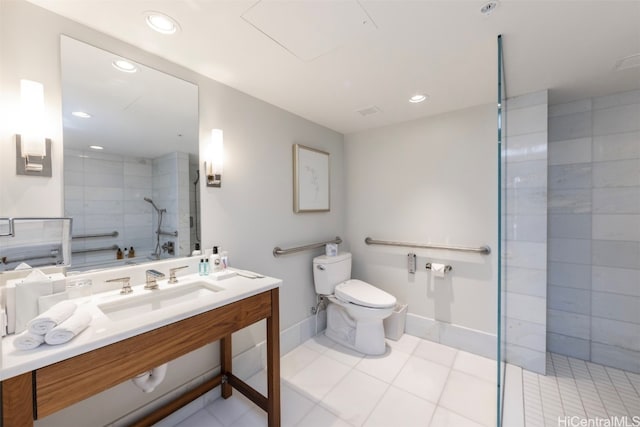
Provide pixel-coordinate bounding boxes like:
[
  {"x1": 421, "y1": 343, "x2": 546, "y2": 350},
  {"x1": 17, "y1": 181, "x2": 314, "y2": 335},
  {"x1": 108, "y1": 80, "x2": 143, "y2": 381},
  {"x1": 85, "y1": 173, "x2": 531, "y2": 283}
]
[{"x1": 143, "y1": 197, "x2": 166, "y2": 213}]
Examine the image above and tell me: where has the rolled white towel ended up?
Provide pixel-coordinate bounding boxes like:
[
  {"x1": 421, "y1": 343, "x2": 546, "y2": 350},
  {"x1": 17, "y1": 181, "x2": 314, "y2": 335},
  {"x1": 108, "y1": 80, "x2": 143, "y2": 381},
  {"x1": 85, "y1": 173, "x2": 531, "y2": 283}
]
[
  {"x1": 28, "y1": 300, "x2": 77, "y2": 335},
  {"x1": 44, "y1": 310, "x2": 91, "y2": 345},
  {"x1": 13, "y1": 330, "x2": 45, "y2": 351}
]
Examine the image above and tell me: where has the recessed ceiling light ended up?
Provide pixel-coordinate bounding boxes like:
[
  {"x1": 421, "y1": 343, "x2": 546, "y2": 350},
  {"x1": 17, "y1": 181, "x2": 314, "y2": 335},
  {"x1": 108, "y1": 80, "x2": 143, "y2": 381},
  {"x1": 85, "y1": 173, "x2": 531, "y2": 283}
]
[
  {"x1": 409, "y1": 94, "x2": 428, "y2": 104},
  {"x1": 89, "y1": 145, "x2": 104, "y2": 150},
  {"x1": 112, "y1": 59, "x2": 137, "y2": 73},
  {"x1": 144, "y1": 11, "x2": 180, "y2": 35},
  {"x1": 480, "y1": 1, "x2": 499, "y2": 15},
  {"x1": 72, "y1": 111, "x2": 91, "y2": 118}
]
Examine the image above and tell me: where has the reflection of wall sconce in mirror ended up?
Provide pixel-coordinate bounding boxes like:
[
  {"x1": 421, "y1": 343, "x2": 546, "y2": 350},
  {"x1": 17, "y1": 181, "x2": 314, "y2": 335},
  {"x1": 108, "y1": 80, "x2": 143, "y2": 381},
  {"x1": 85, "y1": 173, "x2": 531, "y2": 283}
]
[
  {"x1": 205, "y1": 129, "x2": 223, "y2": 188},
  {"x1": 16, "y1": 80, "x2": 52, "y2": 177}
]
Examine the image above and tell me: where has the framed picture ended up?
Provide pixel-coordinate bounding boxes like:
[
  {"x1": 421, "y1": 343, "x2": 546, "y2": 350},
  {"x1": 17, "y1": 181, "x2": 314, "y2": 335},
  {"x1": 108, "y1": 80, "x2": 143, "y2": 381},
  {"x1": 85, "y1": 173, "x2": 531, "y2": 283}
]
[{"x1": 293, "y1": 144, "x2": 330, "y2": 213}]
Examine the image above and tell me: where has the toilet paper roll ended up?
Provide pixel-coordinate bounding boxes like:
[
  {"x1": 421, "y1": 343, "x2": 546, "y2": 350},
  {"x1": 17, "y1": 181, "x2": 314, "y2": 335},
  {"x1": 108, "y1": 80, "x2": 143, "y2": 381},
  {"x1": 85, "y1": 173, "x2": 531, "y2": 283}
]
[{"x1": 430, "y1": 263, "x2": 447, "y2": 279}]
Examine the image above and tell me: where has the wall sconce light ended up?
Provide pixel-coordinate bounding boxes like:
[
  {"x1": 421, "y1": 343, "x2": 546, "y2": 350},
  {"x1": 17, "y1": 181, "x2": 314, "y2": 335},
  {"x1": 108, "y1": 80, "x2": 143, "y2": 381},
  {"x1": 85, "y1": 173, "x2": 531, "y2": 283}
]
[
  {"x1": 205, "y1": 129, "x2": 224, "y2": 188},
  {"x1": 16, "y1": 79, "x2": 52, "y2": 177}
]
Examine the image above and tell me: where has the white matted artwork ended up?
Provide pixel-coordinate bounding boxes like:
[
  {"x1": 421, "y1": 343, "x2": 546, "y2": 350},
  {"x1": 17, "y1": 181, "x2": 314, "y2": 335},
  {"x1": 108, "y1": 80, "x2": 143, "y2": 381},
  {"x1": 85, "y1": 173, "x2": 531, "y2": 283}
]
[{"x1": 293, "y1": 144, "x2": 330, "y2": 213}]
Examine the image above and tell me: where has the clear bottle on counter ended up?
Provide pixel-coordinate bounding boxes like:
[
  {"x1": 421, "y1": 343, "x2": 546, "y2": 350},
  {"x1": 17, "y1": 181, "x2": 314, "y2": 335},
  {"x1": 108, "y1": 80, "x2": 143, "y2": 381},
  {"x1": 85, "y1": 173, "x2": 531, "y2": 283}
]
[{"x1": 221, "y1": 250, "x2": 228, "y2": 270}]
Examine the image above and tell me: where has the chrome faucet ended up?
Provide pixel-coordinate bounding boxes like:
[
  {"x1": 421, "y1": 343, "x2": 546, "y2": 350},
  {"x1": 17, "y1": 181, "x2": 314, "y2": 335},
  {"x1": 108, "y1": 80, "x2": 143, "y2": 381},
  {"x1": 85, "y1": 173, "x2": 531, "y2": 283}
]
[
  {"x1": 145, "y1": 269, "x2": 165, "y2": 290},
  {"x1": 106, "y1": 276, "x2": 132, "y2": 294},
  {"x1": 168, "y1": 265, "x2": 188, "y2": 284}
]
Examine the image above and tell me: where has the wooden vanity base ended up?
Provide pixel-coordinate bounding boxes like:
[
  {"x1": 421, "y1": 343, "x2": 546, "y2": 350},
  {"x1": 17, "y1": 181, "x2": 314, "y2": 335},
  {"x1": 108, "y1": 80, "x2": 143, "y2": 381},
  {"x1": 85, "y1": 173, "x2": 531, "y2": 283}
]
[{"x1": 1, "y1": 288, "x2": 281, "y2": 427}]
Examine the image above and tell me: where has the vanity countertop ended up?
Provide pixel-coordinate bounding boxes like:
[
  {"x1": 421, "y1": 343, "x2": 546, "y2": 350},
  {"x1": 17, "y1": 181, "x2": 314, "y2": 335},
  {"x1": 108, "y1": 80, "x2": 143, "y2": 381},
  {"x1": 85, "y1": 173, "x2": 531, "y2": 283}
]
[{"x1": 1, "y1": 270, "x2": 280, "y2": 381}]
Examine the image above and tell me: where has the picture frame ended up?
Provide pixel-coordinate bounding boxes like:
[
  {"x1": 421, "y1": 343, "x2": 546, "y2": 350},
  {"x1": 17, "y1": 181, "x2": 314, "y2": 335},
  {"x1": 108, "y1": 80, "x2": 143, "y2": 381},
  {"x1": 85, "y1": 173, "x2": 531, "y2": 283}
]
[{"x1": 293, "y1": 144, "x2": 330, "y2": 213}]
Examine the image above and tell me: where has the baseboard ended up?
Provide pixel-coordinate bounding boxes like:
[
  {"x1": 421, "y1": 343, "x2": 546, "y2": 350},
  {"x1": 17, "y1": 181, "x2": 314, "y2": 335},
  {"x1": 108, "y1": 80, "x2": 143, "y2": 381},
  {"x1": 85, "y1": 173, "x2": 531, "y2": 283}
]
[{"x1": 405, "y1": 313, "x2": 497, "y2": 359}]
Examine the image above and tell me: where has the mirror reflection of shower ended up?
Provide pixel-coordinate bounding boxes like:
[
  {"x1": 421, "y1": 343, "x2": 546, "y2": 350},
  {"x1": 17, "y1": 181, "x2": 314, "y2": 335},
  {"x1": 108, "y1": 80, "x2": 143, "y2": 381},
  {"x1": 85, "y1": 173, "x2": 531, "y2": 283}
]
[{"x1": 144, "y1": 197, "x2": 166, "y2": 259}]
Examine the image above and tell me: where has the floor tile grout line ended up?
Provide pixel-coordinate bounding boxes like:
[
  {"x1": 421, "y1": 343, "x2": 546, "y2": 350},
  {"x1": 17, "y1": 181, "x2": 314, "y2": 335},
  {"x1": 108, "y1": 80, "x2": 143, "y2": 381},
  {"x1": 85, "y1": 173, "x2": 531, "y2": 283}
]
[
  {"x1": 603, "y1": 366, "x2": 631, "y2": 415},
  {"x1": 359, "y1": 382, "x2": 393, "y2": 427},
  {"x1": 567, "y1": 356, "x2": 607, "y2": 416},
  {"x1": 588, "y1": 361, "x2": 631, "y2": 417},
  {"x1": 558, "y1": 353, "x2": 589, "y2": 418},
  {"x1": 625, "y1": 371, "x2": 640, "y2": 396}
]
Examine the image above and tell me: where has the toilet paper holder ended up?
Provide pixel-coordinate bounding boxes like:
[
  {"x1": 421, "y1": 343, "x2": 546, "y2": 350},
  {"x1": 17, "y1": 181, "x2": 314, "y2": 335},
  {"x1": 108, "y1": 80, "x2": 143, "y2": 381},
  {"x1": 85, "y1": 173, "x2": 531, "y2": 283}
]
[{"x1": 425, "y1": 263, "x2": 452, "y2": 272}]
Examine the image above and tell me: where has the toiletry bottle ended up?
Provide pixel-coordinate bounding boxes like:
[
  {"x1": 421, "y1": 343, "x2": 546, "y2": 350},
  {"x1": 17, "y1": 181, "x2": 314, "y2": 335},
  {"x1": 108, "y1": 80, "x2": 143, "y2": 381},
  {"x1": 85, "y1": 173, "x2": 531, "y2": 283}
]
[
  {"x1": 123, "y1": 248, "x2": 128, "y2": 258},
  {"x1": 116, "y1": 247, "x2": 123, "y2": 260},
  {"x1": 199, "y1": 259, "x2": 205, "y2": 276},
  {"x1": 191, "y1": 242, "x2": 201, "y2": 256},
  {"x1": 129, "y1": 247, "x2": 135, "y2": 258},
  {"x1": 221, "y1": 250, "x2": 228, "y2": 270},
  {"x1": 210, "y1": 246, "x2": 221, "y2": 273},
  {"x1": 205, "y1": 259, "x2": 210, "y2": 275}
]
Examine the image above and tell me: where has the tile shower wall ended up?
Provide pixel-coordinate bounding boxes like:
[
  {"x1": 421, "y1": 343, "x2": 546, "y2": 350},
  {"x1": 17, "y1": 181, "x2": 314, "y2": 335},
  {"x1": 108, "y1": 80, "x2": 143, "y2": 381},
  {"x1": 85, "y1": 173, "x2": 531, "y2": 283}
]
[
  {"x1": 547, "y1": 89, "x2": 640, "y2": 373},
  {"x1": 64, "y1": 150, "x2": 154, "y2": 266},
  {"x1": 503, "y1": 90, "x2": 549, "y2": 374},
  {"x1": 152, "y1": 152, "x2": 190, "y2": 257}
]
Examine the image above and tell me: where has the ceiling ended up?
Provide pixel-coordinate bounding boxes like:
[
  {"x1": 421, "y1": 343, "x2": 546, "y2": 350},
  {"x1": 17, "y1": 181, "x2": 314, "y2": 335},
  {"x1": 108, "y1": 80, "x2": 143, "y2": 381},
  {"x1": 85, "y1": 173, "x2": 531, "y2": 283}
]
[
  {"x1": 60, "y1": 35, "x2": 199, "y2": 158},
  {"x1": 29, "y1": 0, "x2": 640, "y2": 135}
]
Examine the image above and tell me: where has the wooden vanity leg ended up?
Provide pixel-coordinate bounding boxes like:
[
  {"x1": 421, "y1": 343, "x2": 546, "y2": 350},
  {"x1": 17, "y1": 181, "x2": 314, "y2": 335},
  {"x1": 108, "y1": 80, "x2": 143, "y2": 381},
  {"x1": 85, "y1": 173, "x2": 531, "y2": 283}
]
[
  {"x1": 2, "y1": 372, "x2": 34, "y2": 427},
  {"x1": 266, "y1": 288, "x2": 281, "y2": 427},
  {"x1": 220, "y1": 334, "x2": 232, "y2": 399}
]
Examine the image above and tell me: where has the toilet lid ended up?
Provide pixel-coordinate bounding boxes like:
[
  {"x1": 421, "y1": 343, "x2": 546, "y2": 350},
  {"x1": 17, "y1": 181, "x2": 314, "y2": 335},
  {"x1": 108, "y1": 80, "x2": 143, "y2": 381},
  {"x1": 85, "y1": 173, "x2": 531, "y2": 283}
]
[{"x1": 335, "y1": 280, "x2": 396, "y2": 309}]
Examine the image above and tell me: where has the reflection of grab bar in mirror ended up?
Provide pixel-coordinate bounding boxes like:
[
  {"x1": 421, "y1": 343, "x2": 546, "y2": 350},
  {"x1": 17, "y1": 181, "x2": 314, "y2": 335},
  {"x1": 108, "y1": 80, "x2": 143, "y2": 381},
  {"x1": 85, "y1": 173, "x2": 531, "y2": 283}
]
[
  {"x1": 157, "y1": 230, "x2": 178, "y2": 237},
  {"x1": 72, "y1": 245, "x2": 119, "y2": 254},
  {"x1": 1, "y1": 250, "x2": 60, "y2": 265},
  {"x1": 72, "y1": 231, "x2": 118, "y2": 239}
]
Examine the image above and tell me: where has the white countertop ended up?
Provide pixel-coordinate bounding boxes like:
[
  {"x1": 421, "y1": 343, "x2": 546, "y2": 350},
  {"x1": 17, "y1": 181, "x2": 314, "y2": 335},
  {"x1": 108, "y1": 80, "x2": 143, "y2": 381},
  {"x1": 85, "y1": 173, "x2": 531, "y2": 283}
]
[{"x1": 1, "y1": 270, "x2": 280, "y2": 381}]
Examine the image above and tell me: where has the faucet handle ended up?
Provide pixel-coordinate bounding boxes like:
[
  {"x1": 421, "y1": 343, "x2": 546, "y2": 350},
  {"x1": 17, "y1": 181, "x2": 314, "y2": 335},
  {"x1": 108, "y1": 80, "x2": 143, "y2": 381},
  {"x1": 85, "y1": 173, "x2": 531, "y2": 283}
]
[
  {"x1": 106, "y1": 277, "x2": 132, "y2": 294},
  {"x1": 168, "y1": 265, "x2": 189, "y2": 284}
]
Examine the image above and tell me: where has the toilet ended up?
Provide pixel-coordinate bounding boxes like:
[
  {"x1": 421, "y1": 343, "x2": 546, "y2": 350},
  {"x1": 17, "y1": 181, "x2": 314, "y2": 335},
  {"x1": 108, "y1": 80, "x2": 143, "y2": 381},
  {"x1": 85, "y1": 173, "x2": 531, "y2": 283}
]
[{"x1": 313, "y1": 252, "x2": 396, "y2": 355}]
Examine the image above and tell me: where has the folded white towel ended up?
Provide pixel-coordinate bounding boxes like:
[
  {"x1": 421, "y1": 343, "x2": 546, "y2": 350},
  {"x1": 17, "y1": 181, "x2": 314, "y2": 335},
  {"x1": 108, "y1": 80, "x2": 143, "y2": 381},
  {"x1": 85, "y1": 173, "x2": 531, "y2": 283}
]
[
  {"x1": 44, "y1": 310, "x2": 91, "y2": 345},
  {"x1": 28, "y1": 300, "x2": 77, "y2": 335},
  {"x1": 13, "y1": 330, "x2": 45, "y2": 351}
]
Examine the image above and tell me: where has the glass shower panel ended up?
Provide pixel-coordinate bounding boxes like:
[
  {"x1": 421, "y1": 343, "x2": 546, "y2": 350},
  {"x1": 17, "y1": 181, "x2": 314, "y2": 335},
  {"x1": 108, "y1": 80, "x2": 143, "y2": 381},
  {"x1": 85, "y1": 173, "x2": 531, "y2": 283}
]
[{"x1": 497, "y1": 33, "x2": 506, "y2": 427}]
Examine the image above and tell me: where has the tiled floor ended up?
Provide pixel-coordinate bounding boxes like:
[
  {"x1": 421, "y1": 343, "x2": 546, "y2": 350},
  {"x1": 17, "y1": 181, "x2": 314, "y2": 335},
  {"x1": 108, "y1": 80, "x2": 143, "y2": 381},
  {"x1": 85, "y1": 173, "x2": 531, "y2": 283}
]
[
  {"x1": 521, "y1": 353, "x2": 640, "y2": 426},
  {"x1": 172, "y1": 334, "x2": 497, "y2": 427}
]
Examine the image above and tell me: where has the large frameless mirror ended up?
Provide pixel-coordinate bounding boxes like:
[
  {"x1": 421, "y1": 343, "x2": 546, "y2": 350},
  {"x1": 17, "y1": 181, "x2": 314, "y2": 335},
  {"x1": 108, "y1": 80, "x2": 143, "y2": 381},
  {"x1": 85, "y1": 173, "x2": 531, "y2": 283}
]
[{"x1": 60, "y1": 36, "x2": 200, "y2": 271}]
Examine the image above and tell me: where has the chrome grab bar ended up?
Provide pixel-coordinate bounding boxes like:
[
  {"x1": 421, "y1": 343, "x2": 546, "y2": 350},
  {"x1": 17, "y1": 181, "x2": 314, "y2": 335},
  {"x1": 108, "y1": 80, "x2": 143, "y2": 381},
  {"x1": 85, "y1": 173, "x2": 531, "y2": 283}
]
[
  {"x1": 273, "y1": 236, "x2": 342, "y2": 257},
  {"x1": 0, "y1": 217, "x2": 73, "y2": 238},
  {"x1": 72, "y1": 244, "x2": 119, "y2": 254},
  {"x1": 365, "y1": 237, "x2": 491, "y2": 255},
  {"x1": 72, "y1": 231, "x2": 118, "y2": 239}
]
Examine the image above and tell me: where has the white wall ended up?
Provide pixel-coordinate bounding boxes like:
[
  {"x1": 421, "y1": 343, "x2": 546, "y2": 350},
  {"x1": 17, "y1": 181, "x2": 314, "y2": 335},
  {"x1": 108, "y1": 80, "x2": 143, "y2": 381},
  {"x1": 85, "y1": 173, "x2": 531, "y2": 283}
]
[
  {"x1": 0, "y1": 1, "x2": 344, "y2": 425},
  {"x1": 345, "y1": 104, "x2": 498, "y2": 344}
]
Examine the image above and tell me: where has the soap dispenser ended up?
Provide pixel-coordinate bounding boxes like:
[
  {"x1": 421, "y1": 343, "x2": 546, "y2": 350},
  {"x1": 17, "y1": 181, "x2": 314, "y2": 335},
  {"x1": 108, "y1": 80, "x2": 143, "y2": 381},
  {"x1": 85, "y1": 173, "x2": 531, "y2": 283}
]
[{"x1": 210, "y1": 246, "x2": 221, "y2": 273}]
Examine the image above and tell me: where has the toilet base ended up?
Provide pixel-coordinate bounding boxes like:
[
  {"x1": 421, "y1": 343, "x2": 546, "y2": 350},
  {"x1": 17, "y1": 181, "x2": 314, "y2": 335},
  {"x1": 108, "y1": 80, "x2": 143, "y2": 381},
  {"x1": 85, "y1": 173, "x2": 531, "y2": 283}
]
[{"x1": 325, "y1": 303, "x2": 387, "y2": 355}]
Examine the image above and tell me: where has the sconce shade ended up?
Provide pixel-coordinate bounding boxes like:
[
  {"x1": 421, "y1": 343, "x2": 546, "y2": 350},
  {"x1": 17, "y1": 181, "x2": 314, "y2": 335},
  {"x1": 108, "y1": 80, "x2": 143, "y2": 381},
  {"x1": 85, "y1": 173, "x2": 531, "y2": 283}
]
[
  {"x1": 206, "y1": 129, "x2": 224, "y2": 187},
  {"x1": 20, "y1": 79, "x2": 46, "y2": 157}
]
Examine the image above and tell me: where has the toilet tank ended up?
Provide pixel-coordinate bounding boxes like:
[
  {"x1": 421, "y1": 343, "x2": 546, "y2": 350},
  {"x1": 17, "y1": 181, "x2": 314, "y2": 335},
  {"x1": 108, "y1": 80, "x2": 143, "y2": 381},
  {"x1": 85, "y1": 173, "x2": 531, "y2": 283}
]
[{"x1": 313, "y1": 252, "x2": 352, "y2": 295}]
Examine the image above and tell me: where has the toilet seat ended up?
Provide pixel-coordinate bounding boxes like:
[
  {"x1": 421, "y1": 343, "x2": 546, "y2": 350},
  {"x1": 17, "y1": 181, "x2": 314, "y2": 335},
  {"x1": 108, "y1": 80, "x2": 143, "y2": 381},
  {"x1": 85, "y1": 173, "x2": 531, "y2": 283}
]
[{"x1": 335, "y1": 279, "x2": 396, "y2": 309}]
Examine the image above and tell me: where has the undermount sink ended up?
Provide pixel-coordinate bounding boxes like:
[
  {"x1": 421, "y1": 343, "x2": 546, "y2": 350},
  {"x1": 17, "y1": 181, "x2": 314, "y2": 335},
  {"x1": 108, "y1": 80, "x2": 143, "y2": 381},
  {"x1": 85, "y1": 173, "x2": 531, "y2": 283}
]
[{"x1": 97, "y1": 281, "x2": 223, "y2": 322}]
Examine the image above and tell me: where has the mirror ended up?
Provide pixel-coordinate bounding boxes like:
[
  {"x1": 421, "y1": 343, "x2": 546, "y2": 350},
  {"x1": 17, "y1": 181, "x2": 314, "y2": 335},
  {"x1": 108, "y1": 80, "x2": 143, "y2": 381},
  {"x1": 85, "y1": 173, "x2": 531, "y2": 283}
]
[{"x1": 60, "y1": 36, "x2": 200, "y2": 271}]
